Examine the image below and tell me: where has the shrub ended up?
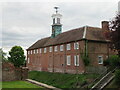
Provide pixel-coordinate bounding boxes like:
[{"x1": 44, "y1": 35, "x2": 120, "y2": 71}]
[
  {"x1": 104, "y1": 55, "x2": 120, "y2": 68},
  {"x1": 115, "y1": 70, "x2": 120, "y2": 86},
  {"x1": 82, "y1": 56, "x2": 90, "y2": 66}
]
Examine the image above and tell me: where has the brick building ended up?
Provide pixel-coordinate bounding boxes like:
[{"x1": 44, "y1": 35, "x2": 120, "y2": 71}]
[{"x1": 27, "y1": 8, "x2": 115, "y2": 74}]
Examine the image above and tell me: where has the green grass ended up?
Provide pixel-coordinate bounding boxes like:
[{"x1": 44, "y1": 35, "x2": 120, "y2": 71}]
[
  {"x1": 29, "y1": 71, "x2": 99, "y2": 88},
  {"x1": 2, "y1": 81, "x2": 43, "y2": 88}
]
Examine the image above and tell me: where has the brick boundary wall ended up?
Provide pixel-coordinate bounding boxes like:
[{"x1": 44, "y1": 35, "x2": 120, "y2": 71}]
[{"x1": 2, "y1": 62, "x2": 28, "y2": 81}]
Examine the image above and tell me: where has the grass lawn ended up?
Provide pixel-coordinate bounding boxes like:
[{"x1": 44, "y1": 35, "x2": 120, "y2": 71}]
[
  {"x1": 29, "y1": 71, "x2": 99, "y2": 88},
  {"x1": 2, "y1": 81, "x2": 43, "y2": 88}
]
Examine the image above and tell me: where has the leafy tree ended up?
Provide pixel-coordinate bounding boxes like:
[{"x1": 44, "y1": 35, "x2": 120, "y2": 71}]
[
  {"x1": 109, "y1": 14, "x2": 120, "y2": 56},
  {"x1": 0, "y1": 48, "x2": 7, "y2": 62},
  {"x1": 8, "y1": 46, "x2": 25, "y2": 67}
]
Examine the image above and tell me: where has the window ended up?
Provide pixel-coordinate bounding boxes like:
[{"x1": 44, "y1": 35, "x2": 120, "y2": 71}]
[
  {"x1": 60, "y1": 45, "x2": 63, "y2": 51},
  {"x1": 28, "y1": 51, "x2": 30, "y2": 54},
  {"x1": 44, "y1": 48, "x2": 47, "y2": 53},
  {"x1": 54, "y1": 46, "x2": 58, "y2": 52},
  {"x1": 40, "y1": 48, "x2": 42, "y2": 53},
  {"x1": 67, "y1": 55, "x2": 71, "y2": 65},
  {"x1": 28, "y1": 58, "x2": 30, "y2": 64},
  {"x1": 74, "y1": 42, "x2": 79, "y2": 49},
  {"x1": 57, "y1": 18, "x2": 60, "y2": 24},
  {"x1": 53, "y1": 18, "x2": 55, "y2": 24},
  {"x1": 34, "y1": 50, "x2": 35, "y2": 54},
  {"x1": 67, "y1": 43, "x2": 71, "y2": 50},
  {"x1": 49, "y1": 47, "x2": 52, "y2": 52},
  {"x1": 36, "y1": 49, "x2": 38, "y2": 53},
  {"x1": 98, "y1": 56, "x2": 103, "y2": 64},
  {"x1": 74, "y1": 55, "x2": 79, "y2": 66},
  {"x1": 31, "y1": 50, "x2": 32, "y2": 54}
]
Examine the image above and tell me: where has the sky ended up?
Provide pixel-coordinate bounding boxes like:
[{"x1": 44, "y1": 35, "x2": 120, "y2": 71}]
[{"x1": 0, "y1": 0, "x2": 119, "y2": 56}]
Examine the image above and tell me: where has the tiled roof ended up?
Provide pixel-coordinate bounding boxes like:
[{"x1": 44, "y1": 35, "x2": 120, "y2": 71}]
[{"x1": 27, "y1": 26, "x2": 108, "y2": 50}]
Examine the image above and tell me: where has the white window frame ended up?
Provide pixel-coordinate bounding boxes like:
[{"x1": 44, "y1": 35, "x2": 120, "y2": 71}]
[
  {"x1": 49, "y1": 47, "x2": 52, "y2": 52},
  {"x1": 40, "y1": 48, "x2": 42, "y2": 53},
  {"x1": 67, "y1": 55, "x2": 71, "y2": 65},
  {"x1": 74, "y1": 55, "x2": 79, "y2": 66},
  {"x1": 74, "y1": 42, "x2": 79, "y2": 50},
  {"x1": 31, "y1": 50, "x2": 32, "y2": 54},
  {"x1": 28, "y1": 58, "x2": 30, "y2": 64},
  {"x1": 44, "y1": 48, "x2": 47, "y2": 53},
  {"x1": 67, "y1": 43, "x2": 71, "y2": 50},
  {"x1": 36, "y1": 49, "x2": 38, "y2": 53},
  {"x1": 54, "y1": 46, "x2": 58, "y2": 52},
  {"x1": 60, "y1": 45, "x2": 64, "y2": 51},
  {"x1": 34, "y1": 50, "x2": 35, "y2": 54},
  {"x1": 98, "y1": 56, "x2": 103, "y2": 64}
]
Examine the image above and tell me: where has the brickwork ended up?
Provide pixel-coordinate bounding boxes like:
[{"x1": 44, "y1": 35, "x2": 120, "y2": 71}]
[{"x1": 2, "y1": 62, "x2": 28, "y2": 81}]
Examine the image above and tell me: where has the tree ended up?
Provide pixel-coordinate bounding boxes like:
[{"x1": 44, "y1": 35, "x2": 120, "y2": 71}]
[
  {"x1": 8, "y1": 46, "x2": 25, "y2": 67},
  {"x1": 0, "y1": 48, "x2": 7, "y2": 62},
  {"x1": 109, "y1": 14, "x2": 120, "y2": 56}
]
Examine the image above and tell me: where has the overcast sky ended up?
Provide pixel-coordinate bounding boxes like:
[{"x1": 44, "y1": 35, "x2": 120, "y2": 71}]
[{"x1": 1, "y1": 1, "x2": 119, "y2": 55}]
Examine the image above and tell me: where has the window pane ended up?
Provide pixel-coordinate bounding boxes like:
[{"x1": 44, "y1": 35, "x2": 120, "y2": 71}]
[
  {"x1": 54, "y1": 46, "x2": 57, "y2": 52},
  {"x1": 67, "y1": 55, "x2": 71, "y2": 65},
  {"x1": 60, "y1": 45, "x2": 63, "y2": 51},
  {"x1": 49, "y1": 47, "x2": 52, "y2": 52},
  {"x1": 67, "y1": 44, "x2": 71, "y2": 50},
  {"x1": 44, "y1": 48, "x2": 47, "y2": 53},
  {"x1": 98, "y1": 56, "x2": 103, "y2": 64},
  {"x1": 40, "y1": 49, "x2": 42, "y2": 53}
]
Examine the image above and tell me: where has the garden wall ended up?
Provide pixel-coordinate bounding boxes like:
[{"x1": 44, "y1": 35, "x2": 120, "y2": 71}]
[{"x1": 2, "y1": 62, "x2": 28, "y2": 81}]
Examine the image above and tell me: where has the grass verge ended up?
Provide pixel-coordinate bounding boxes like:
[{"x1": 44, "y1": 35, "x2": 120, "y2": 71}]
[
  {"x1": 29, "y1": 71, "x2": 99, "y2": 88},
  {"x1": 2, "y1": 81, "x2": 43, "y2": 88}
]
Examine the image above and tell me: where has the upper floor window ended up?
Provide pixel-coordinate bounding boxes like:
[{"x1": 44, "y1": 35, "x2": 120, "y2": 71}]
[
  {"x1": 36, "y1": 49, "x2": 38, "y2": 53},
  {"x1": 54, "y1": 46, "x2": 58, "y2": 52},
  {"x1": 44, "y1": 48, "x2": 47, "y2": 53},
  {"x1": 60, "y1": 45, "x2": 63, "y2": 51},
  {"x1": 74, "y1": 42, "x2": 79, "y2": 50},
  {"x1": 40, "y1": 48, "x2": 42, "y2": 53},
  {"x1": 74, "y1": 55, "x2": 79, "y2": 66},
  {"x1": 67, "y1": 43, "x2": 71, "y2": 50},
  {"x1": 98, "y1": 56, "x2": 103, "y2": 64},
  {"x1": 67, "y1": 55, "x2": 71, "y2": 65},
  {"x1": 28, "y1": 51, "x2": 30, "y2": 54},
  {"x1": 31, "y1": 50, "x2": 32, "y2": 54},
  {"x1": 34, "y1": 50, "x2": 35, "y2": 54},
  {"x1": 49, "y1": 47, "x2": 52, "y2": 52}
]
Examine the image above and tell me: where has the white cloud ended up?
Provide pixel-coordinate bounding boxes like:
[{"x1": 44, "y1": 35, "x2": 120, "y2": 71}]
[{"x1": 1, "y1": 1, "x2": 118, "y2": 55}]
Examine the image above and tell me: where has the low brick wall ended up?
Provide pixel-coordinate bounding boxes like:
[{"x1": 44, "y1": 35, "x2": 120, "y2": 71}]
[
  {"x1": 85, "y1": 66, "x2": 107, "y2": 74},
  {"x1": 2, "y1": 62, "x2": 28, "y2": 81}
]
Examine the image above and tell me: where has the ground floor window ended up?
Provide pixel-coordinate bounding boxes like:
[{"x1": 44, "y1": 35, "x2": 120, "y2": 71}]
[
  {"x1": 98, "y1": 56, "x2": 103, "y2": 64},
  {"x1": 74, "y1": 55, "x2": 79, "y2": 66},
  {"x1": 67, "y1": 55, "x2": 71, "y2": 65}
]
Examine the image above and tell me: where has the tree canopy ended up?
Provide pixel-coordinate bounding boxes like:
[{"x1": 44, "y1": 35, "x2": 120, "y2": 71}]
[
  {"x1": 109, "y1": 14, "x2": 120, "y2": 56},
  {"x1": 8, "y1": 46, "x2": 25, "y2": 67},
  {"x1": 0, "y1": 48, "x2": 7, "y2": 62}
]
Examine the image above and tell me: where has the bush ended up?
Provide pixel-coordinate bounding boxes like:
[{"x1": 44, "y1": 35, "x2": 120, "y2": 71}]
[
  {"x1": 115, "y1": 70, "x2": 120, "y2": 86},
  {"x1": 82, "y1": 56, "x2": 90, "y2": 66},
  {"x1": 104, "y1": 55, "x2": 120, "y2": 68}
]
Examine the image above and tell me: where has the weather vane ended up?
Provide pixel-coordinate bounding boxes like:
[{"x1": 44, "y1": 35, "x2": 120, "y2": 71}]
[{"x1": 54, "y1": 7, "x2": 59, "y2": 13}]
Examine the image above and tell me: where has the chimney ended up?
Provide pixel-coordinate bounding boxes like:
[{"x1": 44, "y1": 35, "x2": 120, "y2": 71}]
[{"x1": 101, "y1": 21, "x2": 109, "y2": 30}]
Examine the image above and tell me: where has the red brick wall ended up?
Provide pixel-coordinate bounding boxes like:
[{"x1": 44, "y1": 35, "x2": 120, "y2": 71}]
[{"x1": 27, "y1": 40, "x2": 116, "y2": 74}]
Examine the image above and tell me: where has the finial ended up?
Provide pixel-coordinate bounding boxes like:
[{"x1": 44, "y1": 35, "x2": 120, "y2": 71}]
[{"x1": 54, "y1": 7, "x2": 59, "y2": 13}]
